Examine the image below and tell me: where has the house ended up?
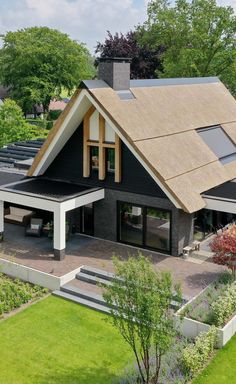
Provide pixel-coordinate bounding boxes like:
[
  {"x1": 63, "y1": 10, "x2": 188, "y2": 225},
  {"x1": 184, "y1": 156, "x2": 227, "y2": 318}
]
[
  {"x1": 0, "y1": 57, "x2": 236, "y2": 260},
  {"x1": 0, "y1": 85, "x2": 9, "y2": 104}
]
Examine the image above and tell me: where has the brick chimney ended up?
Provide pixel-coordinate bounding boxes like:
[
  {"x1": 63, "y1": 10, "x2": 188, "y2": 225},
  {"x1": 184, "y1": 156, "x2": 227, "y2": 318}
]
[{"x1": 98, "y1": 57, "x2": 131, "y2": 91}]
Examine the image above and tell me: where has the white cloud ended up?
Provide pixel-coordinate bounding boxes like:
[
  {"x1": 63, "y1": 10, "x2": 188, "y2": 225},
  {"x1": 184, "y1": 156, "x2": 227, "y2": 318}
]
[
  {"x1": 0, "y1": 0, "x2": 147, "y2": 53},
  {"x1": 0, "y1": 0, "x2": 235, "y2": 54}
]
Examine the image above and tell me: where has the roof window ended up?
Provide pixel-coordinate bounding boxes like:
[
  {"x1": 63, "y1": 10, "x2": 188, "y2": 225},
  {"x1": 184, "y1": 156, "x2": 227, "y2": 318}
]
[{"x1": 198, "y1": 125, "x2": 236, "y2": 165}]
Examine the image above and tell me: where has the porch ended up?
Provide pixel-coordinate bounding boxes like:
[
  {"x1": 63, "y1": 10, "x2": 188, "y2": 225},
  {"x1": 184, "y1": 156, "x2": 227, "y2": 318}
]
[
  {"x1": 0, "y1": 223, "x2": 225, "y2": 299},
  {"x1": 0, "y1": 177, "x2": 105, "y2": 260}
]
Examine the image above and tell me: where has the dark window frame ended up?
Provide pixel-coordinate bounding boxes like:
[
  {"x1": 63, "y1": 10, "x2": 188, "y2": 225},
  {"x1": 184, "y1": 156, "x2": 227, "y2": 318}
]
[{"x1": 117, "y1": 201, "x2": 172, "y2": 254}]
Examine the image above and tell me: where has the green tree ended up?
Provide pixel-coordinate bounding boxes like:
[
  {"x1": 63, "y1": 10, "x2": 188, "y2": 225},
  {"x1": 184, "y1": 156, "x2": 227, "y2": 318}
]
[
  {"x1": 142, "y1": 0, "x2": 236, "y2": 95},
  {"x1": 0, "y1": 27, "x2": 95, "y2": 114},
  {"x1": 103, "y1": 254, "x2": 181, "y2": 384},
  {"x1": 0, "y1": 99, "x2": 39, "y2": 147}
]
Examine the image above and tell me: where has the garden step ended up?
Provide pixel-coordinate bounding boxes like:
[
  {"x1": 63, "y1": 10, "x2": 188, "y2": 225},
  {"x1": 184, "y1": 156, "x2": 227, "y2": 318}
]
[
  {"x1": 80, "y1": 265, "x2": 116, "y2": 282},
  {"x1": 76, "y1": 271, "x2": 112, "y2": 286},
  {"x1": 191, "y1": 250, "x2": 213, "y2": 261},
  {"x1": 61, "y1": 284, "x2": 111, "y2": 308},
  {"x1": 52, "y1": 290, "x2": 111, "y2": 314}
]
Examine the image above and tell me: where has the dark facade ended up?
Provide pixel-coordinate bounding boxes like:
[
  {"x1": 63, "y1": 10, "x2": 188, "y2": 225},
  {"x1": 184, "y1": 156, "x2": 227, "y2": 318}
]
[
  {"x1": 44, "y1": 123, "x2": 194, "y2": 256},
  {"x1": 45, "y1": 123, "x2": 166, "y2": 198}
]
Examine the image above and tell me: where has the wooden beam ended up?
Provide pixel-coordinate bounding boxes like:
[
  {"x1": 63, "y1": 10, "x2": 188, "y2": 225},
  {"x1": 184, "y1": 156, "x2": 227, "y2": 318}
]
[
  {"x1": 115, "y1": 134, "x2": 121, "y2": 183},
  {"x1": 99, "y1": 114, "x2": 106, "y2": 180}
]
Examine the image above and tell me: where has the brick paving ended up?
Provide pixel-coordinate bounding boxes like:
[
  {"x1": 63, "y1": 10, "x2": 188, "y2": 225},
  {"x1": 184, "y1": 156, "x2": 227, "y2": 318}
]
[{"x1": 0, "y1": 223, "x2": 225, "y2": 298}]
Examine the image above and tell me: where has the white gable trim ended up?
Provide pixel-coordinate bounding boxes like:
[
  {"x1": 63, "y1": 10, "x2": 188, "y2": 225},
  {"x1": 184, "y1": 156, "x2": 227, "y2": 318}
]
[
  {"x1": 33, "y1": 90, "x2": 91, "y2": 176},
  {"x1": 32, "y1": 89, "x2": 181, "y2": 208}
]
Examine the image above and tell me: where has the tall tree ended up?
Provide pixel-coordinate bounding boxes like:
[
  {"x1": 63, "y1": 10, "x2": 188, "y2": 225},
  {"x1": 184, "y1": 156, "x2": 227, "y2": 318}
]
[
  {"x1": 0, "y1": 27, "x2": 95, "y2": 114},
  {"x1": 142, "y1": 0, "x2": 236, "y2": 95},
  {"x1": 95, "y1": 30, "x2": 164, "y2": 79},
  {"x1": 103, "y1": 254, "x2": 181, "y2": 384},
  {"x1": 0, "y1": 99, "x2": 40, "y2": 147}
]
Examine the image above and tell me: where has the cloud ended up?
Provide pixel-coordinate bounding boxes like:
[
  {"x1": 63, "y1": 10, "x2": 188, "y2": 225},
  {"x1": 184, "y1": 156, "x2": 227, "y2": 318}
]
[
  {"x1": 0, "y1": 0, "x2": 147, "y2": 53},
  {"x1": 0, "y1": 0, "x2": 234, "y2": 54}
]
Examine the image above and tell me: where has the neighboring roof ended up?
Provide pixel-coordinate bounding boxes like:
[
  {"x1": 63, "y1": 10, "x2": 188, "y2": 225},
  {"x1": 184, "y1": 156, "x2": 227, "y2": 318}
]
[
  {"x1": 28, "y1": 77, "x2": 236, "y2": 213},
  {"x1": 49, "y1": 99, "x2": 69, "y2": 111},
  {"x1": 0, "y1": 139, "x2": 45, "y2": 169},
  {"x1": 0, "y1": 86, "x2": 9, "y2": 100}
]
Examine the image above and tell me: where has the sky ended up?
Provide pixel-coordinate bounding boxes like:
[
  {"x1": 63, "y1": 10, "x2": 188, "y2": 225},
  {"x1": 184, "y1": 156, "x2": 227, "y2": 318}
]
[{"x1": 0, "y1": 0, "x2": 235, "y2": 54}]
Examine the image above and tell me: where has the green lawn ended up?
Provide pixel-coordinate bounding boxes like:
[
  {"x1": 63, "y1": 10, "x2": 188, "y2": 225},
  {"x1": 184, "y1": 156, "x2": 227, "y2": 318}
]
[
  {"x1": 0, "y1": 296, "x2": 132, "y2": 384},
  {"x1": 193, "y1": 333, "x2": 236, "y2": 384}
]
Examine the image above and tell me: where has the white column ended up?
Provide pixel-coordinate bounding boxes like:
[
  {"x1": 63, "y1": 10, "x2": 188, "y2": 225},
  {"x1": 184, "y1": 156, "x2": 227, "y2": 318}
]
[
  {"x1": 53, "y1": 207, "x2": 66, "y2": 260},
  {"x1": 0, "y1": 200, "x2": 4, "y2": 240}
]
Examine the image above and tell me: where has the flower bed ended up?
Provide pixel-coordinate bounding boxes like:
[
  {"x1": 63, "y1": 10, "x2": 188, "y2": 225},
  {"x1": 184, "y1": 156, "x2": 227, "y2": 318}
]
[
  {"x1": 0, "y1": 273, "x2": 48, "y2": 316},
  {"x1": 176, "y1": 272, "x2": 236, "y2": 347},
  {"x1": 118, "y1": 328, "x2": 217, "y2": 383},
  {"x1": 181, "y1": 272, "x2": 236, "y2": 327}
]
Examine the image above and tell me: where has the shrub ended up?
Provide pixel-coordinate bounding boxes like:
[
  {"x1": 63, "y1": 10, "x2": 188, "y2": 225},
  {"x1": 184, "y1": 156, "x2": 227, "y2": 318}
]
[
  {"x1": 211, "y1": 282, "x2": 236, "y2": 327},
  {"x1": 48, "y1": 109, "x2": 62, "y2": 121},
  {"x1": 0, "y1": 273, "x2": 48, "y2": 315},
  {"x1": 181, "y1": 327, "x2": 217, "y2": 377}
]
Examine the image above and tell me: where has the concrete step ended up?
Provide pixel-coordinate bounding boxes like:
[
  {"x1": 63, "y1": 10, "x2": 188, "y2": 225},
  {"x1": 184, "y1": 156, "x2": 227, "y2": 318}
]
[
  {"x1": 191, "y1": 250, "x2": 213, "y2": 261},
  {"x1": 61, "y1": 284, "x2": 110, "y2": 308},
  {"x1": 80, "y1": 265, "x2": 116, "y2": 282},
  {"x1": 76, "y1": 271, "x2": 112, "y2": 286},
  {"x1": 52, "y1": 290, "x2": 111, "y2": 314}
]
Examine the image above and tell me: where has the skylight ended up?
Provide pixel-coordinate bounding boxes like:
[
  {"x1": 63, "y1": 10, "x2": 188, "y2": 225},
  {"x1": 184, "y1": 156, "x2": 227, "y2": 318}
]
[{"x1": 198, "y1": 126, "x2": 236, "y2": 165}]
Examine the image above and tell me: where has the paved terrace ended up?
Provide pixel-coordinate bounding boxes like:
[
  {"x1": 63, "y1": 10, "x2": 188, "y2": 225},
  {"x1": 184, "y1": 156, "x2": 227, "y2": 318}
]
[{"x1": 0, "y1": 223, "x2": 224, "y2": 299}]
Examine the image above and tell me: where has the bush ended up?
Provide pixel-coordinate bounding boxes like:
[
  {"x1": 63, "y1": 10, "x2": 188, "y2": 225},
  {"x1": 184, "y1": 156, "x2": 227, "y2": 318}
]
[
  {"x1": 181, "y1": 327, "x2": 217, "y2": 378},
  {"x1": 0, "y1": 273, "x2": 48, "y2": 315},
  {"x1": 211, "y1": 282, "x2": 236, "y2": 327},
  {"x1": 181, "y1": 272, "x2": 236, "y2": 326},
  {"x1": 48, "y1": 109, "x2": 62, "y2": 121}
]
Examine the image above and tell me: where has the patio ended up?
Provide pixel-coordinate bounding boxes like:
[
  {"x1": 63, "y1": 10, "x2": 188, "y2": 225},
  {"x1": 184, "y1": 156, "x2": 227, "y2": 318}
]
[{"x1": 0, "y1": 223, "x2": 225, "y2": 298}]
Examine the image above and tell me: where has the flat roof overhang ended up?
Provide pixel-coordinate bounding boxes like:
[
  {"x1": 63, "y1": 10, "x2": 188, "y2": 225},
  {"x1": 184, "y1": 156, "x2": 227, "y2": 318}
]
[
  {"x1": 0, "y1": 178, "x2": 105, "y2": 213},
  {"x1": 203, "y1": 180, "x2": 236, "y2": 214}
]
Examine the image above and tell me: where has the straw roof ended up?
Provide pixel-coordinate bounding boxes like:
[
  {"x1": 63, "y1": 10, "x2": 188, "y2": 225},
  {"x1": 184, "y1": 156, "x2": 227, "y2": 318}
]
[{"x1": 28, "y1": 78, "x2": 236, "y2": 213}]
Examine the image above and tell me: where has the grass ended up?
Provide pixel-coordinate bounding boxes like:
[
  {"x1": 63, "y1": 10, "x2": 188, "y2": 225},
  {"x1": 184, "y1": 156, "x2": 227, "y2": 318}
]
[
  {"x1": 193, "y1": 333, "x2": 236, "y2": 384},
  {"x1": 0, "y1": 296, "x2": 132, "y2": 384}
]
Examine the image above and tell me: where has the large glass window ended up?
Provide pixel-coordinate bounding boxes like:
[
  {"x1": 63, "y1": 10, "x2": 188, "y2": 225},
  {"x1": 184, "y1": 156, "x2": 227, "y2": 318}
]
[
  {"x1": 119, "y1": 203, "x2": 143, "y2": 246},
  {"x1": 118, "y1": 202, "x2": 171, "y2": 253},
  {"x1": 146, "y1": 208, "x2": 170, "y2": 251}
]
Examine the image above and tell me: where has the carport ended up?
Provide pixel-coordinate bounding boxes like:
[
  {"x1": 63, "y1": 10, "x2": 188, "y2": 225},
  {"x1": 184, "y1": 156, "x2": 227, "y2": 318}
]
[{"x1": 0, "y1": 177, "x2": 104, "y2": 260}]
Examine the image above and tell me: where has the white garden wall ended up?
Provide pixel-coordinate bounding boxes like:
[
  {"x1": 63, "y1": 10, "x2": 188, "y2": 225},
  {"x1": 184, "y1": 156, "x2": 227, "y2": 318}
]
[
  {"x1": 0, "y1": 257, "x2": 81, "y2": 291},
  {"x1": 175, "y1": 291, "x2": 236, "y2": 348}
]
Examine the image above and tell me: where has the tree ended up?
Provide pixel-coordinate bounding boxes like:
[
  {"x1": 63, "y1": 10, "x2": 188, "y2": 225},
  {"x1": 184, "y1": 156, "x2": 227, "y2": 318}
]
[
  {"x1": 103, "y1": 254, "x2": 181, "y2": 384},
  {"x1": 0, "y1": 99, "x2": 41, "y2": 147},
  {"x1": 210, "y1": 226, "x2": 236, "y2": 278},
  {"x1": 142, "y1": 0, "x2": 236, "y2": 96},
  {"x1": 95, "y1": 30, "x2": 164, "y2": 79},
  {"x1": 0, "y1": 27, "x2": 95, "y2": 114}
]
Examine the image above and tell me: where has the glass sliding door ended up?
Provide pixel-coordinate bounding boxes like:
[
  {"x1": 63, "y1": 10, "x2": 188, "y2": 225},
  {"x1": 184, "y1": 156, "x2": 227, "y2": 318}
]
[
  {"x1": 119, "y1": 203, "x2": 143, "y2": 246},
  {"x1": 145, "y1": 208, "x2": 170, "y2": 252},
  {"x1": 118, "y1": 202, "x2": 171, "y2": 253},
  {"x1": 80, "y1": 203, "x2": 94, "y2": 236}
]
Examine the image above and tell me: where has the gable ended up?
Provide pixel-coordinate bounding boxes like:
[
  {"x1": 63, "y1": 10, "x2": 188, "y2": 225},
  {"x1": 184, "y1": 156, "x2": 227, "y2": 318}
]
[
  {"x1": 28, "y1": 79, "x2": 236, "y2": 213},
  {"x1": 44, "y1": 123, "x2": 167, "y2": 199}
]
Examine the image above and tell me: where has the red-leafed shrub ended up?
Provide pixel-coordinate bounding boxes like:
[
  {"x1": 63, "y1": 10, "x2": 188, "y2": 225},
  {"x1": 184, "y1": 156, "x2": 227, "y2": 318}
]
[{"x1": 210, "y1": 226, "x2": 236, "y2": 278}]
